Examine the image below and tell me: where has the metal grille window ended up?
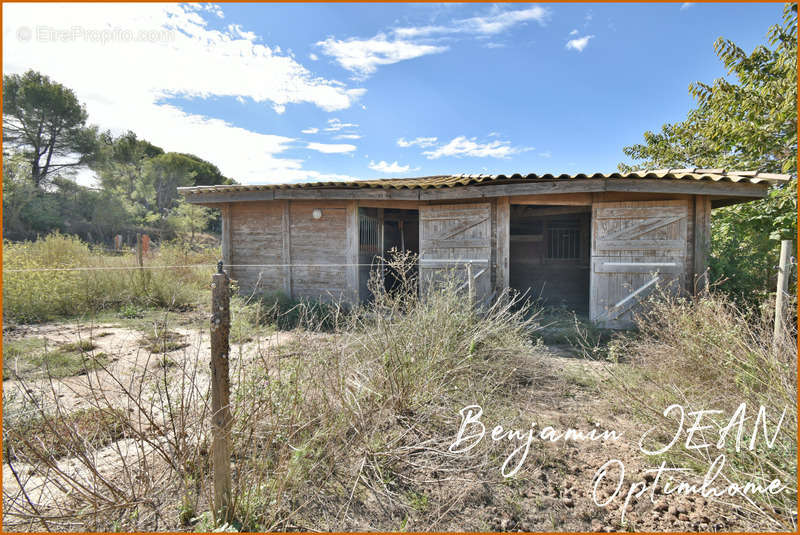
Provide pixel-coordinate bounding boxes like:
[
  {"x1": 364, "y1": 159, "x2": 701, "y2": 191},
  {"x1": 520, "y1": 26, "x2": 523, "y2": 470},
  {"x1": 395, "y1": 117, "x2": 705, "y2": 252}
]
[
  {"x1": 547, "y1": 227, "x2": 581, "y2": 259},
  {"x1": 359, "y1": 212, "x2": 381, "y2": 256}
]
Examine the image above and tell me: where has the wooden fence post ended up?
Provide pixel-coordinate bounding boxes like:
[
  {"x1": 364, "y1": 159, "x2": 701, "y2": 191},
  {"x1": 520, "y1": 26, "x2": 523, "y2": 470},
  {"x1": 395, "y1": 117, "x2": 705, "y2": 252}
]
[
  {"x1": 466, "y1": 261, "x2": 475, "y2": 310},
  {"x1": 773, "y1": 239, "x2": 793, "y2": 347},
  {"x1": 210, "y1": 261, "x2": 232, "y2": 523}
]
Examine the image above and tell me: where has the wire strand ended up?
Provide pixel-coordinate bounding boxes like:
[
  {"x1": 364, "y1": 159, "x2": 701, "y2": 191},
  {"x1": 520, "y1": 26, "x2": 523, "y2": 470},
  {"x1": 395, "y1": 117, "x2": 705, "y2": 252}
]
[{"x1": 3, "y1": 261, "x2": 483, "y2": 273}]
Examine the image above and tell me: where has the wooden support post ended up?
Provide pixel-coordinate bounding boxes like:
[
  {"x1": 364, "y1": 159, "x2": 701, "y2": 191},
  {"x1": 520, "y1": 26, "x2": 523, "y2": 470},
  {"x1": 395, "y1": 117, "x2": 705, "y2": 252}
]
[
  {"x1": 773, "y1": 239, "x2": 793, "y2": 346},
  {"x1": 282, "y1": 201, "x2": 292, "y2": 297},
  {"x1": 345, "y1": 201, "x2": 359, "y2": 303},
  {"x1": 693, "y1": 196, "x2": 711, "y2": 294},
  {"x1": 220, "y1": 204, "x2": 233, "y2": 269},
  {"x1": 466, "y1": 261, "x2": 475, "y2": 309},
  {"x1": 496, "y1": 197, "x2": 510, "y2": 296},
  {"x1": 210, "y1": 261, "x2": 232, "y2": 523}
]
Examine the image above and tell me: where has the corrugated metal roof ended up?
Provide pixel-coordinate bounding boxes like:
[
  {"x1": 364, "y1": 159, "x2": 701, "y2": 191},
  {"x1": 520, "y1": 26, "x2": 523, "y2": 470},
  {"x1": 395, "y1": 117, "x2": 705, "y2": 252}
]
[{"x1": 179, "y1": 168, "x2": 791, "y2": 195}]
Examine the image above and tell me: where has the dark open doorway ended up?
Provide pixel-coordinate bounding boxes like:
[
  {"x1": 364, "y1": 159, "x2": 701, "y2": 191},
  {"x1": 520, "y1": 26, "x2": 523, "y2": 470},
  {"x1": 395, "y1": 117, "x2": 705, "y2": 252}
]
[
  {"x1": 509, "y1": 205, "x2": 591, "y2": 314},
  {"x1": 358, "y1": 208, "x2": 419, "y2": 301},
  {"x1": 383, "y1": 209, "x2": 419, "y2": 293}
]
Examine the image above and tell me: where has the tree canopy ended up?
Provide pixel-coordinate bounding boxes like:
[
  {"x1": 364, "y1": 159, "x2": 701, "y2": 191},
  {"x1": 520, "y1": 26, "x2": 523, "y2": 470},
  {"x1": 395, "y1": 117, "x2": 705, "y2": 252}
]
[
  {"x1": 3, "y1": 70, "x2": 232, "y2": 244},
  {"x1": 620, "y1": 4, "x2": 796, "y2": 174},
  {"x1": 620, "y1": 3, "x2": 797, "y2": 303},
  {"x1": 3, "y1": 70, "x2": 97, "y2": 187}
]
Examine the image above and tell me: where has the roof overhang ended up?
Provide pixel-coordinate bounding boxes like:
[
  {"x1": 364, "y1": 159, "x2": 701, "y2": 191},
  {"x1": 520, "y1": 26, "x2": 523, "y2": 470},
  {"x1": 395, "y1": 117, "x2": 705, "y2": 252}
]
[{"x1": 180, "y1": 170, "x2": 790, "y2": 206}]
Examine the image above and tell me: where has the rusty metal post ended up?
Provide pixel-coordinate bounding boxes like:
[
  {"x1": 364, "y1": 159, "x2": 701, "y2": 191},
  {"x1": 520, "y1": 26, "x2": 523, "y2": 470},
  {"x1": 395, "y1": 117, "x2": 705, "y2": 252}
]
[{"x1": 210, "y1": 260, "x2": 232, "y2": 523}]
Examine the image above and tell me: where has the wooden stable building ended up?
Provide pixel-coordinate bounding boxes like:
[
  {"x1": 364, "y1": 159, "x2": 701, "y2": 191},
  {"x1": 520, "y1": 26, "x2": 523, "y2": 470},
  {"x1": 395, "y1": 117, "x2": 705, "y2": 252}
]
[{"x1": 179, "y1": 170, "x2": 788, "y2": 327}]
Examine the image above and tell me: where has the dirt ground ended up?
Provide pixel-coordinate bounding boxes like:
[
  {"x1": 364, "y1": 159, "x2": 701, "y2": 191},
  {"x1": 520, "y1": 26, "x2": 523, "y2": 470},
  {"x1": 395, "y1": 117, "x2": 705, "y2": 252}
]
[{"x1": 1, "y1": 316, "x2": 775, "y2": 532}]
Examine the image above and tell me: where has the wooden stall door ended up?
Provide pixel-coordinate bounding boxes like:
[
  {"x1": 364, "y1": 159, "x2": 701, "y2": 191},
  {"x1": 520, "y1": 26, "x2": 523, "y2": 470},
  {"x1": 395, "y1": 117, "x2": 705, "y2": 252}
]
[
  {"x1": 591, "y1": 200, "x2": 689, "y2": 328},
  {"x1": 419, "y1": 203, "x2": 492, "y2": 304}
]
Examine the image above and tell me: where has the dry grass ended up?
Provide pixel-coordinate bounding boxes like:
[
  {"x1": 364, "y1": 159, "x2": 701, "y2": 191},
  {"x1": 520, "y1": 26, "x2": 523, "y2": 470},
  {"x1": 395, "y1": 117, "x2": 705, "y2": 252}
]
[
  {"x1": 3, "y1": 232, "x2": 218, "y2": 323},
  {"x1": 580, "y1": 290, "x2": 798, "y2": 531},
  {"x1": 2, "y1": 252, "x2": 543, "y2": 532}
]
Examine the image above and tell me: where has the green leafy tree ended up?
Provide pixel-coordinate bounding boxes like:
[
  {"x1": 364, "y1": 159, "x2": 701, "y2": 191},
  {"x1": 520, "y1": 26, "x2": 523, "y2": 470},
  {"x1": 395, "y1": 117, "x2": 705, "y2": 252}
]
[
  {"x1": 93, "y1": 130, "x2": 164, "y2": 198},
  {"x1": 174, "y1": 152, "x2": 235, "y2": 186},
  {"x1": 620, "y1": 4, "x2": 796, "y2": 174},
  {"x1": 92, "y1": 133, "x2": 232, "y2": 230},
  {"x1": 166, "y1": 199, "x2": 214, "y2": 245},
  {"x1": 139, "y1": 153, "x2": 199, "y2": 221},
  {"x1": 620, "y1": 4, "x2": 797, "y2": 302},
  {"x1": 3, "y1": 70, "x2": 97, "y2": 187}
]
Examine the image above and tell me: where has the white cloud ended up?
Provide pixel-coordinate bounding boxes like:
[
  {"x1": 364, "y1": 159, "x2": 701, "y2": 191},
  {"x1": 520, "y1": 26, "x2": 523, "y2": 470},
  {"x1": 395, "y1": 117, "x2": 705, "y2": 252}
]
[
  {"x1": 566, "y1": 35, "x2": 594, "y2": 52},
  {"x1": 187, "y1": 3, "x2": 225, "y2": 19},
  {"x1": 485, "y1": 42, "x2": 506, "y2": 49},
  {"x1": 335, "y1": 133, "x2": 361, "y2": 140},
  {"x1": 392, "y1": 25, "x2": 454, "y2": 39},
  {"x1": 368, "y1": 160, "x2": 413, "y2": 174},
  {"x1": 422, "y1": 136, "x2": 529, "y2": 159},
  {"x1": 320, "y1": 6, "x2": 549, "y2": 78},
  {"x1": 456, "y1": 6, "x2": 549, "y2": 35},
  {"x1": 317, "y1": 33, "x2": 448, "y2": 79},
  {"x1": 394, "y1": 6, "x2": 549, "y2": 38},
  {"x1": 228, "y1": 23, "x2": 257, "y2": 41},
  {"x1": 306, "y1": 142, "x2": 357, "y2": 154},
  {"x1": 538, "y1": 151, "x2": 552, "y2": 158},
  {"x1": 308, "y1": 52, "x2": 319, "y2": 60},
  {"x1": 301, "y1": 127, "x2": 319, "y2": 134},
  {"x1": 325, "y1": 118, "x2": 359, "y2": 132},
  {"x1": 569, "y1": 29, "x2": 579, "y2": 36},
  {"x1": 680, "y1": 3, "x2": 695, "y2": 10},
  {"x1": 3, "y1": 3, "x2": 367, "y2": 184},
  {"x1": 397, "y1": 136, "x2": 438, "y2": 148}
]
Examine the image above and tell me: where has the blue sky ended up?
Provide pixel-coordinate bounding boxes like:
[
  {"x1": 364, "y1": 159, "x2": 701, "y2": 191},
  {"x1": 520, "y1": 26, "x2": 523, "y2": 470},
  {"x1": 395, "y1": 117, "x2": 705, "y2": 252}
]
[{"x1": 3, "y1": 2, "x2": 784, "y2": 184}]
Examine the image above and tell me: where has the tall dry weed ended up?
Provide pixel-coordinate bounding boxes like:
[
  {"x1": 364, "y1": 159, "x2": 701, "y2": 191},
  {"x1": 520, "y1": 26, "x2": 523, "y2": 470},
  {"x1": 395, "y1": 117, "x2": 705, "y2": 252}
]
[
  {"x1": 2, "y1": 252, "x2": 542, "y2": 531},
  {"x1": 589, "y1": 291, "x2": 797, "y2": 530}
]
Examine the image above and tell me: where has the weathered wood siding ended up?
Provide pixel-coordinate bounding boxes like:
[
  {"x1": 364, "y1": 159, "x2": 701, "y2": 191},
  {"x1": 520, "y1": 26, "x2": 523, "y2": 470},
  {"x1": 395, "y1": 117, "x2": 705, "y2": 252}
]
[
  {"x1": 693, "y1": 195, "x2": 712, "y2": 291},
  {"x1": 221, "y1": 192, "x2": 713, "y2": 322},
  {"x1": 227, "y1": 200, "x2": 352, "y2": 301},
  {"x1": 289, "y1": 201, "x2": 351, "y2": 301},
  {"x1": 229, "y1": 201, "x2": 285, "y2": 293},
  {"x1": 419, "y1": 203, "x2": 493, "y2": 303},
  {"x1": 590, "y1": 199, "x2": 692, "y2": 328}
]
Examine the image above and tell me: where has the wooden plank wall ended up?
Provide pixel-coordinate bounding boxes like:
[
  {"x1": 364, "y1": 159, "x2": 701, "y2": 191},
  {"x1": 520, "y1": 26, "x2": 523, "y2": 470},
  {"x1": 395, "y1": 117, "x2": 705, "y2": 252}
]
[
  {"x1": 223, "y1": 192, "x2": 712, "y2": 308},
  {"x1": 289, "y1": 201, "x2": 351, "y2": 302},
  {"x1": 229, "y1": 202, "x2": 285, "y2": 293},
  {"x1": 228, "y1": 200, "x2": 353, "y2": 301},
  {"x1": 590, "y1": 199, "x2": 692, "y2": 327}
]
